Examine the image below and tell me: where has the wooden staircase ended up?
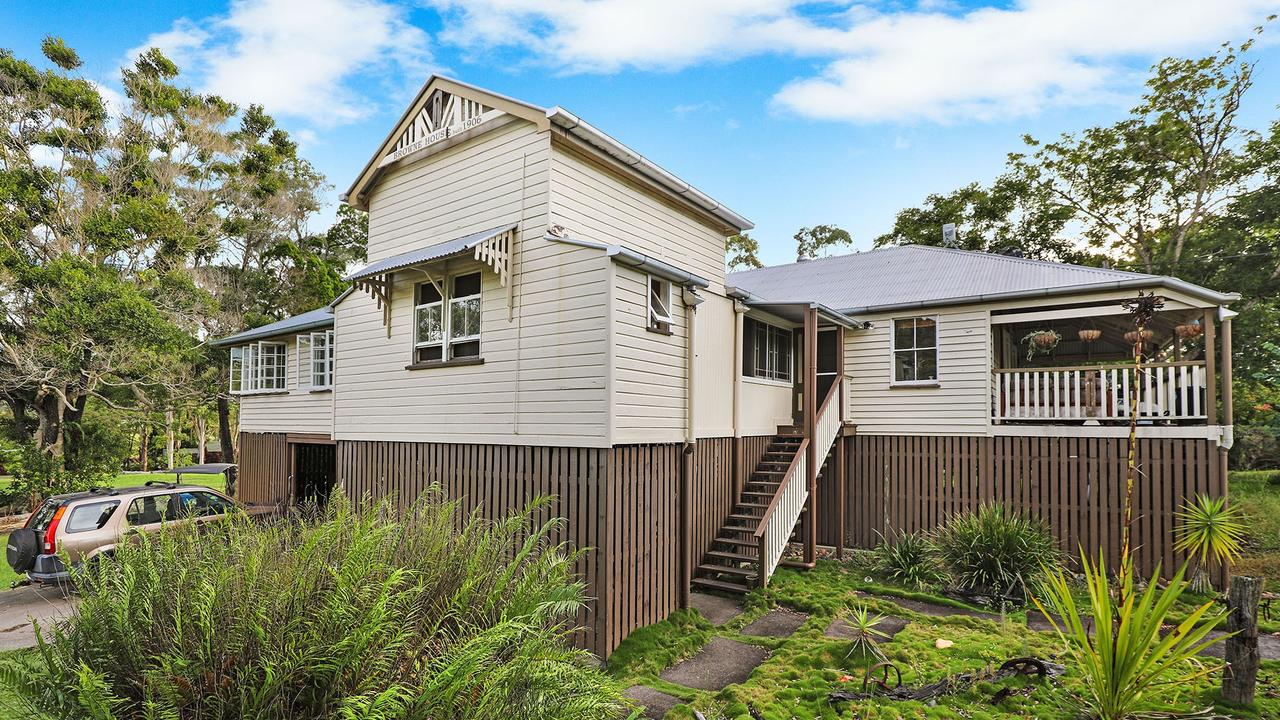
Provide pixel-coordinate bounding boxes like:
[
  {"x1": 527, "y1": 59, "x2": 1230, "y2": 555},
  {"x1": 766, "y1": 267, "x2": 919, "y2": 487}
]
[{"x1": 691, "y1": 432, "x2": 836, "y2": 594}]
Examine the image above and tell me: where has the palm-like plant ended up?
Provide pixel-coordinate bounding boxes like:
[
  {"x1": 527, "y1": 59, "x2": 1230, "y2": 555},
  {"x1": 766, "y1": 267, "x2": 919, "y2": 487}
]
[
  {"x1": 1174, "y1": 494, "x2": 1246, "y2": 593},
  {"x1": 842, "y1": 605, "x2": 889, "y2": 662},
  {"x1": 1034, "y1": 553, "x2": 1227, "y2": 720}
]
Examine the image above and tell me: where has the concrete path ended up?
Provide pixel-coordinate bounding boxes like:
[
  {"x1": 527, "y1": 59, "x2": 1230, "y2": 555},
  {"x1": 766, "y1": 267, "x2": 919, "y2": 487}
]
[
  {"x1": 624, "y1": 685, "x2": 683, "y2": 719},
  {"x1": 0, "y1": 583, "x2": 75, "y2": 650},
  {"x1": 659, "y1": 637, "x2": 769, "y2": 691},
  {"x1": 741, "y1": 609, "x2": 808, "y2": 638},
  {"x1": 689, "y1": 592, "x2": 744, "y2": 626}
]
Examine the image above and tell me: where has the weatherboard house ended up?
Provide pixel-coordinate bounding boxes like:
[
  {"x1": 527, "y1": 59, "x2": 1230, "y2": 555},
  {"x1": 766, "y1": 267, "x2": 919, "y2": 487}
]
[{"x1": 213, "y1": 77, "x2": 1238, "y2": 657}]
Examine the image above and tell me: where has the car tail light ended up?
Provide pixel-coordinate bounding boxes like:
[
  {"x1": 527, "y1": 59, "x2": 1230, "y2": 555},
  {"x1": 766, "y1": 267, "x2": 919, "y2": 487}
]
[{"x1": 44, "y1": 506, "x2": 65, "y2": 554}]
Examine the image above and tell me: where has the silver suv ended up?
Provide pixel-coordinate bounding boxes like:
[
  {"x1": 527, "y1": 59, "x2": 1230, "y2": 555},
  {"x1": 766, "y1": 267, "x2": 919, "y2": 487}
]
[{"x1": 6, "y1": 483, "x2": 238, "y2": 583}]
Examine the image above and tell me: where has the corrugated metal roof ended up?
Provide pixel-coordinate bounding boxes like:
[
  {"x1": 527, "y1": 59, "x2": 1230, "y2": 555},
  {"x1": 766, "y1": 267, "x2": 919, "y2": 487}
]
[
  {"x1": 727, "y1": 245, "x2": 1236, "y2": 313},
  {"x1": 210, "y1": 307, "x2": 333, "y2": 347},
  {"x1": 343, "y1": 224, "x2": 517, "y2": 282}
]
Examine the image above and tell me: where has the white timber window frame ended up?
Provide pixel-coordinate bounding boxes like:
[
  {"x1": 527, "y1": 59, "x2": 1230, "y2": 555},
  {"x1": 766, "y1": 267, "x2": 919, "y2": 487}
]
[
  {"x1": 413, "y1": 271, "x2": 483, "y2": 366},
  {"x1": 890, "y1": 316, "x2": 939, "y2": 386},
  {"x1": 230, "y1": 340, "x2": 286, "y2": 394},
  {"x1": 647, "y1": 275, "x2": 673, "y2": 334},
  {"x1": 296, "y1": 330, "x2": 334, "y2": 389}
]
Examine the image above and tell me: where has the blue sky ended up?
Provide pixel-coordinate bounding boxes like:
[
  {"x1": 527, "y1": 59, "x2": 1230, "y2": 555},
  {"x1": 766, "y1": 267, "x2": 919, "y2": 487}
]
[{"x1": 5, "y1": 0, "x2": 1280, "y2": 265}]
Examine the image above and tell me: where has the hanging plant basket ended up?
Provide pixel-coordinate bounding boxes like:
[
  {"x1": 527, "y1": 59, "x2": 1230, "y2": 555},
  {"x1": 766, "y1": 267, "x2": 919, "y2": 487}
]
[
  {"x1": 1078, "y1": 329, "x2": 1102, "y2": 343},
  {"x1": 1021, "y1": 329, "x2": 1061, "y2": 360},
  {"x1": 1174, "y1": 322, "x2": 1203, "y2": 340},
  {"x1": 1124, "y1": 329, "x2": 1154, "y2": 345}
]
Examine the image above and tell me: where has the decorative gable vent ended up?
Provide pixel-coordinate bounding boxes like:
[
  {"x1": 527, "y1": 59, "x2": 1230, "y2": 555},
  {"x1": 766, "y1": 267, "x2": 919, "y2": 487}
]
[{"x1": 379, "y1": 90, "x2": 504, "y2": 168}]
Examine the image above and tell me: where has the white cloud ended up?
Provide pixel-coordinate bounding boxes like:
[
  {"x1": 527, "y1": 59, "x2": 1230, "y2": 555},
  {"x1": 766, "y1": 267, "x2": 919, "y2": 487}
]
[
  {"x1": 427, "y1": 0, "x2": 1280, "y2": 123},
  {"x1": 130, "y1": 0, "x2": 431, "y2": 126}
]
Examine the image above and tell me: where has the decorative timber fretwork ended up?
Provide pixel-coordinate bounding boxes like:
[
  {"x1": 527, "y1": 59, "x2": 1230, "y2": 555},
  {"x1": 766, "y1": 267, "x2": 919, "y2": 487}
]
[
  {"x1": 379, "y1": 89, "x2": 504, "y2": 169},
  {"x1": 473, "y1": 227, "x2": 513, "y2": 287},
  {"x1": 354, "y1": 273, "x2": 393, "y2": 338}
]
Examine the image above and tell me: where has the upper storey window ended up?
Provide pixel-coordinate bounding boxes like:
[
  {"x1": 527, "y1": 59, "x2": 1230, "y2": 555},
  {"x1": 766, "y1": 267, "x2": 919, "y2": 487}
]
[
  {"x1": 414, "y1": 272, "x2": 482, "y2": 364},
  {"x1": 229, "y1": 341, "x2": 286, "y2": 394},
  {"x1": 743, "y1": 317, "x2": 792, "y2": 383}
]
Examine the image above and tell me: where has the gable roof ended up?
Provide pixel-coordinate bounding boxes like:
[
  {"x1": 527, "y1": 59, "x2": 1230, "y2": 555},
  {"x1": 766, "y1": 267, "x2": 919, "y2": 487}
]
[
  {"x1": 209, "y1": 307, "x2": 333, "y2": 347},
  {"x1": 344, "y1": 76, "x2": 751, "y2": 233},
  {"x1": 727, "y1": 245, "x2": 1238, "y2": 314}
]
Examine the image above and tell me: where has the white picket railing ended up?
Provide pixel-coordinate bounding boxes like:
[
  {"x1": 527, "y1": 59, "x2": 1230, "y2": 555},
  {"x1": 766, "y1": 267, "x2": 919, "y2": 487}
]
[
  {"x1": 754, "y1": 442, "x2": 808, "y2": 585},
  {"x1": 993, "y1": 362, "x2": 1207, "y2": 422},
  {"x1": 754, "y1": 377, "x2": 843, "y2": 587}
]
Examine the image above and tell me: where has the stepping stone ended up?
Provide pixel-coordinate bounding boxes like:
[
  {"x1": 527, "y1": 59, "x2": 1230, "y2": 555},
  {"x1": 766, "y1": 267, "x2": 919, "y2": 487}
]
[
  {"x1": 690, "y1": 591, "x2": 744, "y2": 626},
  {"x1": 659, "y1": 637, "x2": 769, "y2": 691},
  {"x1": 741, "y1": 608, "x2": 809, "y2": 638},
  {"x1": 623, "y1": 685, "x2": 682, "y2": 719},
  {"x1": 824, "y1": 615, "x2": 909, "y2": 641},
  {"x1": 1027, "y1": 610, "x2": 1093, "y2": 633},
  {"x1": 880, "y1": 596, "x2": 996, "y2": 619}
]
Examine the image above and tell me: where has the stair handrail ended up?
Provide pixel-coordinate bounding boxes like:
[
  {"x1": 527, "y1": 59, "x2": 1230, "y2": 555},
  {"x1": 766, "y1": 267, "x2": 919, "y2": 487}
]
[
  {"x1": 752, "y1": 436, "x2": 809, "y2": 586},
  {"x1": 813, "y1": 375, "x2": 844, "y2": 461}
]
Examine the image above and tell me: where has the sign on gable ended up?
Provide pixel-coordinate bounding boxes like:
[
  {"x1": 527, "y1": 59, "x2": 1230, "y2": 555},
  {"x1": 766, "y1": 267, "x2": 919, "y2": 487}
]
[{"x1": 379, "y1": 89, "x2": 504, "y2": 168}]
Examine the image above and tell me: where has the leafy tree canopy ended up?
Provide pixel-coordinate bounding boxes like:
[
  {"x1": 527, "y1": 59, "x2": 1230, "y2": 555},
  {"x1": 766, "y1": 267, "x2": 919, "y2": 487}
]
[{"x1": 795, "y1": 224, "x2": 852, "y2": 259}]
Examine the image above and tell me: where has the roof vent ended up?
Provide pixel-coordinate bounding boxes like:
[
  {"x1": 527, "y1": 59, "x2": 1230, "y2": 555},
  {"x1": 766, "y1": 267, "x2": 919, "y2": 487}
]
[
  {"x1": 796, "y1": 254, "x2": 812, "y2": 263},
  {"x1": 999, "y1": 248, "x2": 1025, "y2": 258}
]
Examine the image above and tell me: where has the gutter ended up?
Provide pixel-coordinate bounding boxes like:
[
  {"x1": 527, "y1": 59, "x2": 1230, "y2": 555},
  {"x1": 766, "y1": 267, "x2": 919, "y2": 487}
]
[
  {"x1": 547, "y1": 233, "x2": 710, "y2": 288},
  {"x1": 209, "y1": 315, "x2": 334, "y2": 348},
  {"x1": 834, "y1": 277, "x2": 1241, "y2": 316},
  {"x1": 546, "y1": 107, "x2": 754, "y2": 233}
]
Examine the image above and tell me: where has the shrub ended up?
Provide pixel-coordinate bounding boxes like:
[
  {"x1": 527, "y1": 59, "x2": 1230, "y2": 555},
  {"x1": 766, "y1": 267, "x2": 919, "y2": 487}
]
[
  {"x1": 872, "y1": 529, "x2": 947, "y2": 590},
  {"x1": 932, "y1": 503, "x2": 1058, "y2": 600},
  {"x1": 0, "y1": 492, "x2": 629, "y2": 720},
  {"x1": 1034, "y1": 554, "x2": 1226, "y2": 720}
]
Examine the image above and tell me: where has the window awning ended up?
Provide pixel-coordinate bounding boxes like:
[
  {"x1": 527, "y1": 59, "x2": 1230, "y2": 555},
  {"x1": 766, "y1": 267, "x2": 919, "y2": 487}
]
[
  {"x1": 343, "y1": 224, "x2": 518, "y2": 337},
  {"x1": 344, "y1": 224, "x2": 517, "y2": 283}
]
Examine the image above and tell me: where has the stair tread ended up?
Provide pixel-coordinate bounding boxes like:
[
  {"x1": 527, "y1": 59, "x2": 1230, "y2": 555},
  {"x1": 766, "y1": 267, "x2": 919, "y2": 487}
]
[
  {"x1": 697, "y1": 563, "x2": 756, "y2": 577},
  {"x1": 706, "y1": 550, "x2": 756, "y2": 562},
  {"x1": 691, "y1": 577, "x2": 752, "y2": 594}
]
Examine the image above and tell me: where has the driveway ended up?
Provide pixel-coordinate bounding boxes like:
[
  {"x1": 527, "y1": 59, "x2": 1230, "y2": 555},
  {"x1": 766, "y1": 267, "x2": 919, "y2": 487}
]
[{"x1": 0, "y1": 583, "x2": 75, "y2": 650}]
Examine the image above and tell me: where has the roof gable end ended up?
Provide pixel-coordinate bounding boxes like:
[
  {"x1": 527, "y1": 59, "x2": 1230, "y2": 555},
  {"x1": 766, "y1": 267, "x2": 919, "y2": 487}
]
[{"x1": 344, "y1": 76, "x2": 550, "y2": 210}]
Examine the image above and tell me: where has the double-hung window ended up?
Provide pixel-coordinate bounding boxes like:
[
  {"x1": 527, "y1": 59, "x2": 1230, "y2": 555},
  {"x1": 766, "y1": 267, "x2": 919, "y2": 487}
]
[
  {"x1": 647, "y1": 275, "x2": 673, "y2": 333},
  {"x1": 297, "y1": 330, "x2": 335, "y2": 389},
  {"x1": 230, "y1": 341, "x2": 286, "y2": 393},
  {"x1": 891, "y1": 317, "x2": 938, "y2": 384},
  {"x1": 414, "y1": 272, "x2": 482, "y2": 364},
  {"x1": 742, "y1": 317, "x2": 793, "y2": 383}
]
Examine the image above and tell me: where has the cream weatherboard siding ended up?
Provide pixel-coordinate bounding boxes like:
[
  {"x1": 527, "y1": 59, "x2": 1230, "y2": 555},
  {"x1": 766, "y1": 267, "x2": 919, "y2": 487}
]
[
  {"x1": 692, "y1": 293, "x2": 735, "y2": 438},
  {"x1": 844, "y1": 307, "x2": 991, "y2": 436},
  {"x1": 333, "y1": 249, "x2": 612, "y2": 446},
  {"x1": 548, "y1": 140, "x2": 730, "y2": 293},
  {"x1": 238, "y1": 335, "x2": 335, "y2": 435},
  {"x1": 365, "y1": 119, "x2": 550, "y2": 263},
  {"x1": 739, "y1": 380, "x2": 793, "y2": 437},
  {"x1": 610, "y1": 264, "x2": 687, "y2": 444}
]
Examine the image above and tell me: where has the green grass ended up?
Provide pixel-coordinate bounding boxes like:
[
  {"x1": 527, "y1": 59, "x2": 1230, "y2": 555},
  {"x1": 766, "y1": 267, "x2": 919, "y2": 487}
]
[
  {"x1": 610, "y1": 562, "x2": 1280, "y2": 719},
  {"x1": 1229, "y1": 469, "x2": 1280, "y2": 593}
]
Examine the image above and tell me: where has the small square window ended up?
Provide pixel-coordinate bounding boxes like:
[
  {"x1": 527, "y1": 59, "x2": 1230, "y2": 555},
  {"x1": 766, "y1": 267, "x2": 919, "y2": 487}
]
[{"x1": 892, "y1": 317, "x2": 938, "y2": 384}]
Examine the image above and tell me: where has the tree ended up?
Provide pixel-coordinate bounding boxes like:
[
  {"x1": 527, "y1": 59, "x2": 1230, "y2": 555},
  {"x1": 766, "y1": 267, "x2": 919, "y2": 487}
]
[
  {"x1": 794, "y1": 224, "x2": 852, "y2": 259},
  {"x1": 1011, "y1": 33, "x2": 1269, "y2": 276},
  {"x1": 725, "y1": 232, "x2": 763, "y2": 270},
  {"x1": 0, "y1": 40, "x2": 224, "y2": 462},
  {"x1": 873, "y1": 174, "x2": 1092, "y2": 263}
]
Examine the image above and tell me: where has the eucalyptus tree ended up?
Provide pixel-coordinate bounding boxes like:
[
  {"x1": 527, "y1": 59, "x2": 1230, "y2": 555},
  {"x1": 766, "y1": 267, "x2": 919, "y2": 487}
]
[{"x1": 725, "y1": 232, "x2": 763, "y2": 270}]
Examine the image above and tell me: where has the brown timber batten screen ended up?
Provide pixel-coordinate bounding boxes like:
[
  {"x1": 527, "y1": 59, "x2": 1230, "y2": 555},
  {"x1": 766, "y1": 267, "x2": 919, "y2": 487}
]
[
  {"x1": 831, "y1": 434, "x2": 1225, "y2": 581},
  {"x1": 236, "y1": 432, "x2": 290, "y2": 506},
  {"x1": 321, "y1": 436, "x2": 767, "y2": 658}
]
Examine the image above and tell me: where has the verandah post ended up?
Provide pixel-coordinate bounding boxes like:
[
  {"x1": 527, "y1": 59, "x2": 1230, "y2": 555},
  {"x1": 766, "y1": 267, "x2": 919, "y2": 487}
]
[{"x1": 804, "y1": 307, "x2": 818, "y2": 565}]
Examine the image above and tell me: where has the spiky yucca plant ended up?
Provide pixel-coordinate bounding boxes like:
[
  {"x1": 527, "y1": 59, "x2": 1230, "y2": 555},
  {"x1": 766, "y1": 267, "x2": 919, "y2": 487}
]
[
  {"x1": 842, "y1": 605, "x2": 889, "y2": 662},
  {"x1": 1034, "y1": 553, "x2": 1227, "y2": 720},
  {"x1": 873, "y1": 529, "x2": 947, "y2": 590},
  {"x1": 1174, "y1": 494, "x2": 1246, "y2": 593},
  {"x1": 0, "y1": 492, "x2": 629, "y2": 720}
]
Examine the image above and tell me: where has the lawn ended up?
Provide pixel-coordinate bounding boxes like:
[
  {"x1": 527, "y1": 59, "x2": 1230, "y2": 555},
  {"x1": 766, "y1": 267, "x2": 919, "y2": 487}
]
[
  {"x1": 610, "y1": 561, "x2": 1280, "y2": 719},
  {"x1": 1231, "y1": 469, "x2": 1280, "y2": 592}
]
